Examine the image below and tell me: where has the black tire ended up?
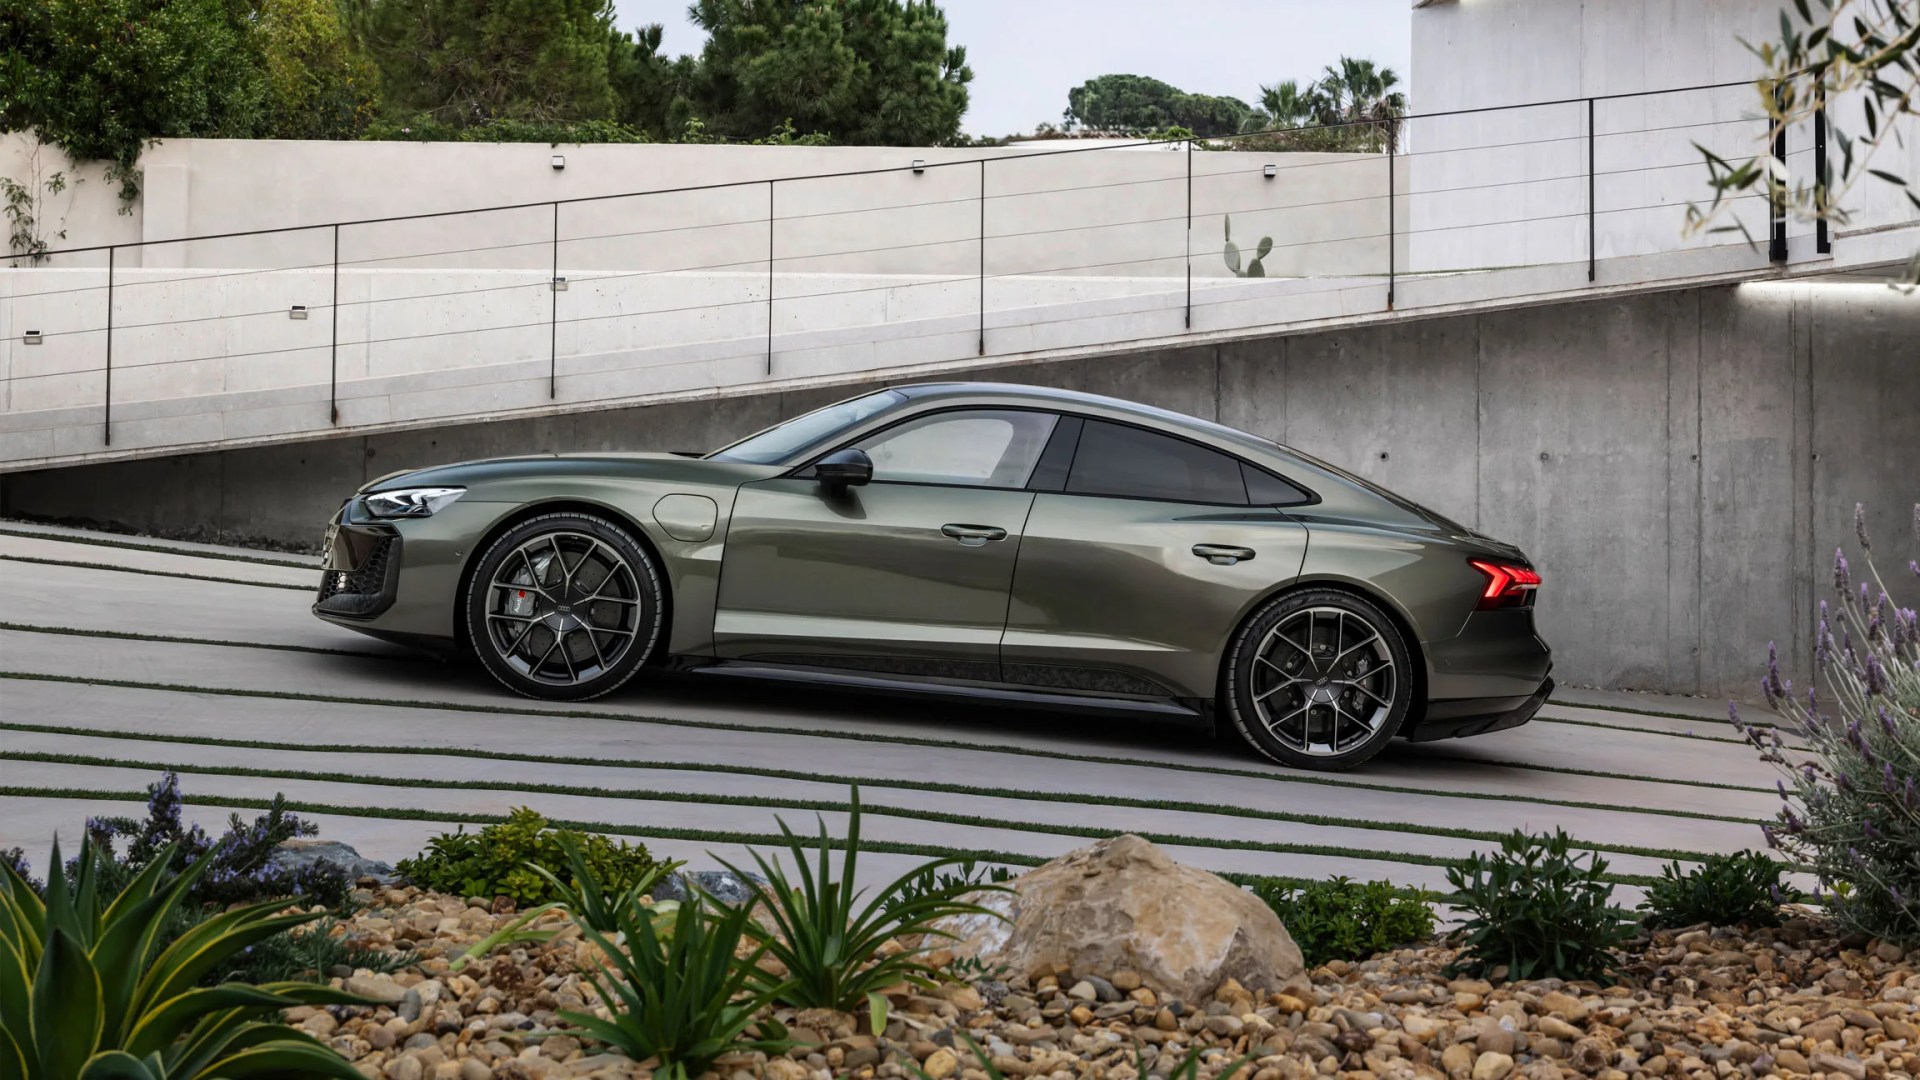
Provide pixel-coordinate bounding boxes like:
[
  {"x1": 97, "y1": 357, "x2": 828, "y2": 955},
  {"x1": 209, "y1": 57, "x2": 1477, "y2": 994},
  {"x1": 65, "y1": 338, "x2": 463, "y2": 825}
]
[
  {"x1": 1222, "y1": 588, "x2": 1414, "y2": 771},
  {"x1": 464, "y1": 511, "x2": 665, "y2": 701}
]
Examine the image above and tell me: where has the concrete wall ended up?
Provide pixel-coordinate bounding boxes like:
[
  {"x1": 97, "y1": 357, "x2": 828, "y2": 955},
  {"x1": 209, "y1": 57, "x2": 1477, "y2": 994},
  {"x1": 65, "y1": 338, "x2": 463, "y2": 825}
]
[
  {"x1": 7, "y1": 279, "x2": 1914, "y2": 699},
  {"x1": 1406, "y1": 0, "x2": 1920, "y2": 272}
]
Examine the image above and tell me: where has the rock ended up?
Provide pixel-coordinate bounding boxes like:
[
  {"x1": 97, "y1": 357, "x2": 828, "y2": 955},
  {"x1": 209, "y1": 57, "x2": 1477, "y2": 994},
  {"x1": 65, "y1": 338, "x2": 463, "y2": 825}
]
[
  {"x1": 934, "y1": 835, "x2": 1304, "y2": 1001},
  {"x1": 1084, "y1": 974, "x2": 1121, "y2": 1002},
  {"x1": 765, "y1": 1059, "x2": 810, "y2": 1080},
  {"x1": 1538, "y1": 992, "x2": 1589, "y2": 1022},
  {"x1": 384, "y1": 1057, "x2": 423, "y2": 1080},
  {"x1": 1066, "y1": 980, "x2": 1098, "y2": 1002},
  {"x1": 1473, "y1": 1051, "x2": 1515, "y2": 1080},
  {"x1": 1403, "y1": 1015, "x2": 1446, "y2": 1042},
  {"x1": 921, "y1": 1048, "x2": 959, "y2": 1080},
  {"x1": 1478, "y1": 1028, "x2": 1516, "y2": 1056},
  {"x1": 458, "y1": 1062, "x2": 491, "y2": 1080},
  {"x1": 1810, "y1": 1053, "x2": 1867, "y2": 1080},
  {"x1": 346, "y1": 974, "x2": 408, "y2": 1005},
  {"x1": 648, "y1": 869, "x2": 767, "y2": 905},
  {"x1": 1538, "y1": 1017, "x2": 1583, "y2": 1041},
  {"x1": 1444, "y1": 1042, "x2": 1478, "y2": 1080},
  {"x1": 273, "y1": 838, "x2": 398, "y2": 885}
]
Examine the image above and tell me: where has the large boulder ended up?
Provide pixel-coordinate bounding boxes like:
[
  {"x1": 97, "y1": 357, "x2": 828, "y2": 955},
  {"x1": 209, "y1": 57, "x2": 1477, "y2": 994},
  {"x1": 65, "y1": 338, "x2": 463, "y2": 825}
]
[{"x1": 936, "y1": 834, "x2": 1305, "y2": 1001}]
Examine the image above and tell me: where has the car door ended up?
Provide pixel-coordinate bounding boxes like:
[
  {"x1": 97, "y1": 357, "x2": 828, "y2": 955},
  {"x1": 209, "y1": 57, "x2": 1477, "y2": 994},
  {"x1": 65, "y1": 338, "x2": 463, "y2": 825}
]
[
  {"x1": 1001, "y1": 417, "x2": 1311, "y2": 699},
  {"x1": 712, "y1": 408, "x2": 1059, "y2": 680}
]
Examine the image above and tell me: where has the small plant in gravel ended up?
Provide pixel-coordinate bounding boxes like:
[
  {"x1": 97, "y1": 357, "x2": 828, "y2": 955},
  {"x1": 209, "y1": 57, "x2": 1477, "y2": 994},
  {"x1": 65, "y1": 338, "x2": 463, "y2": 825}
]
[
  {"x1": 561, "y1": 888, "x2": 789, "y2": 1080},
  {"x1": 1248, "y1": 875, "x2": 1437, "y2": 967},
  {"x1": 1734, "y1": 503, "x2": 1920, "y2": 945},
  {"x1": 1445, "y1": 828, "x2": 1637, "y2": 984},
  {"x1": 453, "y1": 830, "x2": 682, "y2": 971},
  {"x1": 720, "y1": 787, "x2": 1006, "y2": 1027},
  {"x1": 882, "y1": 858, "x2": 1015, "y2": 917},
  {"x1": 0, "y1": 834, "x2": 366, "y2": 1080},
  {"x1": 1641, "y1": 850, "x2": 1802, "y2": 929},
  {"x1": 80, "y1": 771, "x2": 352, "y2": 910},
  {"x1": 397, "y1": 806, "x2": 666, "y2": 908}
]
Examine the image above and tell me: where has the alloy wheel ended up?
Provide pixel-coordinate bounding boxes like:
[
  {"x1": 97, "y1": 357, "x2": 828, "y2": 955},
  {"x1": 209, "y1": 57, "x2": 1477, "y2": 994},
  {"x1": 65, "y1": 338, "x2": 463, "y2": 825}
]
[
  {"x1": 1248, "y1": 605, "x2": 1397, "y2": 758},
  {"x1": 483, "y1": 530, "x2": 643, "y2": 685}
]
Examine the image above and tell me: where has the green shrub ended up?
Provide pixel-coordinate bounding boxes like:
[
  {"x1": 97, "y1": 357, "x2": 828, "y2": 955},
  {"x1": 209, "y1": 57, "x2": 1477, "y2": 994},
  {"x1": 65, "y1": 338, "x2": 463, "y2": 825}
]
[
  {"x1": 1249, "y1": 876, "x2": 1437, "y2": 967},
  {"x1": 719, "y1": 787, "x2": 1005, "y2": 1025},
  {"x1": 1446, "y1": 829, "x2": 1637, "y2": 984},
  {"x1": 453, "y1": 831, "x2": 682, "y2": 972},
  {"x1": 218, "y1": 914, "x2": 408, "y2": 985},
  {"x1": 1641, "y1": 850, "x2": 1801, "y2": 929},
  {"x1": 0, "y1": 834, "x2": 366, "y2": 1080},
  {"x1": 1732, "y1": 504, "x2": 1920, "y2": 944},
  {"x1": 397, "y1": 807, "x2": 666, "y2": 908},
  {"x1": 882, "y1": 858, "x2": 1014, "y2": 918},
  {"x1": 561, "y1": 890, "x2": 788, "y2": 1080}
]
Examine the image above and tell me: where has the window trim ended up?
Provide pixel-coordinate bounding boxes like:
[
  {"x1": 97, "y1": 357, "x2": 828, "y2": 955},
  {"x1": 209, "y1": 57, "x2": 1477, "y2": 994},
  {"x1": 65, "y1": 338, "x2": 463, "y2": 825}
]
[
  {"x1": 1045, "y1": 414, "x2": 1322, "y2": 509},
  {"x1": 789, "y1": 405, "x2": 1066, "y2": 493}
]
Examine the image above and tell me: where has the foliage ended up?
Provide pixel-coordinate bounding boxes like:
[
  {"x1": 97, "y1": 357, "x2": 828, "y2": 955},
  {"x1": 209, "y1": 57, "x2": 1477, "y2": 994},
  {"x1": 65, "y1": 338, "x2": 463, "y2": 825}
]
[
  {"x1": 717, "y1": 787, "x2": 1005, "y2": 1024},
  {"x1": 559, "y1": 890, "x2": 788, "y2": 1080},
  {"x1": 676, "y1": 0, "x2": 972, "y2": 146},
  {"x1": 1235, "y1": 58, "x2": 1405, "y2": 153},
  {"x1": 881, "y1": 858, "x2": 1015, "y2": 918},
  {"x1": 452, "y1": 830, "x2": 681, "y2": 972},
  {"x1": 1640, "y1": 850, "x2": 1802, "y2": 929},
  {"x1": 1732, "y1": 503, "x2": 1920, "y2": 943},
  {"x1": 1, "y1": 847, "x2": 40, "y2": 892},
  {"x1": 1223, "y1": 214, "x2": 1273, "y2": 278},
  {"x1": 1248, "y1": 876, "x2": 1438, "y2": 967},
  {"x1": 1445, "y1": 829, "x2": 1638, "y2": 984},
  {"x1": 246, "y1": 0, "x2": 381, "y2": 140},
  {"x1": 362, "y1": 116, "x2": 651, "y2": 143},
  {"x1": 79, "y1": 772, "x2": 353, "y2": 912},
  {"x1": 1689, "y1": 0, "x2": 1920, "y2": 286},
  {"x1": 669, "y1": 117, "x2": 832, "y2": 146},
  {"x1": 0, "y1": 833, "x2": 367, "y2": 1080},
  {"x1": 1063, "y1": 74, "x2": 1251, "y2": 138},
  {"x1": 217, "y1": 914, "x2": 407, "y2": 985},
  {"x1": 397, "y1": 806, "x2": 665, "y2": 908},
  {"x1": 0, "y1": 0, "x2": 270, "y2": 202},
  {"x1": 345, "y1": 0, "x2": 621, "y2": 128},
  {"x1": 1, "y1": 151, "x2": 67, "y2": 266}
]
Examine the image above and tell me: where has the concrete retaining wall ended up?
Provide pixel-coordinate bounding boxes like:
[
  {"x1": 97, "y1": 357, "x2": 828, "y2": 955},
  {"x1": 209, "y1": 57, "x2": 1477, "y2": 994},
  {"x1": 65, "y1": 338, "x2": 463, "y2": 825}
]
[{"x1": 6, "y1": 279, "x2": 1915, "y2": 699}]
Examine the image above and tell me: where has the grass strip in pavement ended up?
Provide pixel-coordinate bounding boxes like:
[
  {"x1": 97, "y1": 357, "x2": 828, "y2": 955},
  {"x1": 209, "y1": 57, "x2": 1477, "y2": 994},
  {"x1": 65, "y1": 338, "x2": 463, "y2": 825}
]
[
  {"x1": 0, "y1": 735, "x2": 1721, "y2": 869},
  {"x1": 0, "y1": 670, "x2": 1768, "y2": 828},
  {"x1": 0, "y1": 524, "x2": 317, "y2": 569},
  {"x1": 0, "y1": 554, "x2": 313, "y2": 592},
  {"x1": 0, "y1": 620, "x2": 1780, "y2": 753},
  {"x1": 0, "y1": 784, "x2": 1383, "y2": 896}
]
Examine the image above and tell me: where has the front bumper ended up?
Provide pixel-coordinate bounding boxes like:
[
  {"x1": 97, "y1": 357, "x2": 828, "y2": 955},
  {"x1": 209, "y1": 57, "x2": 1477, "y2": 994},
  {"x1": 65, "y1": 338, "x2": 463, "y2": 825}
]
[{"x1": 1406, "y1": 676, "x2": 1554, "y2": 742}]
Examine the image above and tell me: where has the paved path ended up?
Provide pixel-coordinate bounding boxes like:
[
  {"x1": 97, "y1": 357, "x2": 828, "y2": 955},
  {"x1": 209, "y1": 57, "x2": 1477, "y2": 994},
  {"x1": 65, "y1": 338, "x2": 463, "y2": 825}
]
[{"x1": 0, "y1": 526, "x2": 1796, "y2": 906}]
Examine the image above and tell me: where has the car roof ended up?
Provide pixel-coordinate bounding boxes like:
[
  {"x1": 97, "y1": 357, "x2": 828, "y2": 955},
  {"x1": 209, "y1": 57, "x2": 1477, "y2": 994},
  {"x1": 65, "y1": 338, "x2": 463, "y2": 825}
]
[{"x1": 891, "y1": 381, "x2": 1276, "y2": 455}]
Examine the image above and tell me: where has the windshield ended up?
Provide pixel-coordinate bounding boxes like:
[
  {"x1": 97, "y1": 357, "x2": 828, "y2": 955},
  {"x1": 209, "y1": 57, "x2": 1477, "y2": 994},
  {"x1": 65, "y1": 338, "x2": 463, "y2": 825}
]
[{"x1": 707, "y1": 390, "x2": 906, "y2": 464}]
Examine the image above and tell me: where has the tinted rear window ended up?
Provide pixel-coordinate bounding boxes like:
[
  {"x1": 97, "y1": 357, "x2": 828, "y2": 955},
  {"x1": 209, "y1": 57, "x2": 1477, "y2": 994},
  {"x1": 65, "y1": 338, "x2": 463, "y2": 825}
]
[
  {"x1": 1241, "y1": 462, "x2": 1313, "y2": 506},
  {"x1": 1066, "y1": 420, "x2": 1248, "y2": 505}
]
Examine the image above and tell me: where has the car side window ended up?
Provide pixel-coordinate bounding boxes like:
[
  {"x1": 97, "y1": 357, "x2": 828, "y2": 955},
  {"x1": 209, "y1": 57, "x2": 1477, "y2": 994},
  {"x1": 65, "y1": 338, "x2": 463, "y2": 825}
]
[
  {"x1": 1065, "y1": 420, "x2": 1249, "y2": 505},
  {"x1": 854, "y1": 409, "x2": 1059, "y2": 488}
]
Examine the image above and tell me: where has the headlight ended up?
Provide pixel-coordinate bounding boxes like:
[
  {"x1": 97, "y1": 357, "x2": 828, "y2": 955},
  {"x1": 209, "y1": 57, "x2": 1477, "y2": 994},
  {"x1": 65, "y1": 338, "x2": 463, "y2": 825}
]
[{"x1": 363, "y1": 487, "x2": 466, "y2": 518}]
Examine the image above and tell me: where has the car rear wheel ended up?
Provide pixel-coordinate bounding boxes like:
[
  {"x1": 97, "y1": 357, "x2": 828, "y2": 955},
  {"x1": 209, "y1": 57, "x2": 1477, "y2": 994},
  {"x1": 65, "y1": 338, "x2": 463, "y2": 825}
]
[
  {"x1": 465, "y1": 512, "x2": 664, "y2": 701},
  {"x1": 1223, "y1": 588, "x2": 1413, "y2": 771}
]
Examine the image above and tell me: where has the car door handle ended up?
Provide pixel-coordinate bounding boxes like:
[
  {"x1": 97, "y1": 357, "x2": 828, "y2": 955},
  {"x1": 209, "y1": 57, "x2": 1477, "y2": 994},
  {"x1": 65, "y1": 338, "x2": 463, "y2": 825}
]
[
  {"x1": 1193, "y1": 544, "x2": 1255, "y2": 566},
  {"x1": 941, "y1": 523, "x2": 1008, "y2": 546}
]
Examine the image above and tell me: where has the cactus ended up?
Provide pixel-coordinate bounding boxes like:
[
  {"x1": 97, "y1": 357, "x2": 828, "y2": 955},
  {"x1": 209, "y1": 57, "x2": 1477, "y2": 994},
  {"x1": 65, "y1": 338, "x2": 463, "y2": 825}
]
[{"x1": 1223, "y1": 214, "x2": 1273, "y2": 277}]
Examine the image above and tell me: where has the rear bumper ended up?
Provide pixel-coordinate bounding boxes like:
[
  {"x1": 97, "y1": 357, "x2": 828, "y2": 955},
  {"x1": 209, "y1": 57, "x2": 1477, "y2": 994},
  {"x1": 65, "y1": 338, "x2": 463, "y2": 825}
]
[{"x1": 1407, "y1": 676, "x2": 1554, "y2": 742}]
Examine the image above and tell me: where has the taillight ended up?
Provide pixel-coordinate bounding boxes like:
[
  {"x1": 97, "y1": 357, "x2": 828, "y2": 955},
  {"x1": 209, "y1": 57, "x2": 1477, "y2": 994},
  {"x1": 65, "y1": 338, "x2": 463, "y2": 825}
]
[{"x1": 1469, "y1": 558, "x2": 1541, "y2": 610}]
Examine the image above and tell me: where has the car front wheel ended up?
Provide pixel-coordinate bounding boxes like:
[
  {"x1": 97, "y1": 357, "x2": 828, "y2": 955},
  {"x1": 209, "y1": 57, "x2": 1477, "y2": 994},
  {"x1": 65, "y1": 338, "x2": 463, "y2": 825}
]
[
  {"x1": 465, "y1": 512, "x2": 665, "y2": 701},
  {"x1": 1223, "y1": 588, "x2": 1413, "y2": 771}
]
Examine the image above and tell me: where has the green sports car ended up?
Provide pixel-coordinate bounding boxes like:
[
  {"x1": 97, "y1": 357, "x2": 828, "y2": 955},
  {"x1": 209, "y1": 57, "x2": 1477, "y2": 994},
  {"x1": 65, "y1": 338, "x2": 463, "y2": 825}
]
[{"x1": 314, "y1": 382, "x2": 1552, "y2": 770}]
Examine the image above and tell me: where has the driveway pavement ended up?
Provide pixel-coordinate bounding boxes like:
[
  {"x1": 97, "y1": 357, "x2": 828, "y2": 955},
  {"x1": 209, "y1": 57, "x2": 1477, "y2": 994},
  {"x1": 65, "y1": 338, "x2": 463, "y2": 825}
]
[{"x1": 0, "y1": 521, "x2": 1791, "y2": 905}]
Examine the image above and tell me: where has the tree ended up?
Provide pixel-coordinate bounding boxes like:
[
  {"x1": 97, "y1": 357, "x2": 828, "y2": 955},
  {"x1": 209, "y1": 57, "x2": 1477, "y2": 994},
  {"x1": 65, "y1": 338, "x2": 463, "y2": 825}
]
[
  {"x1": 244, "y1": 0, "x2": 382, "y2": 140},
  {"x1": 345, "y1": 0, "x2": 621, "y2": 127},
  {"x1": 672, "y1": 0, "x2": 971, "y2": 146},
  {"x1": 608, "y1": 22, "x2": 695, "y2": 136},
  {"x1": 1063, "y1": 73, "x2": 1251, "y2": 138},
  {"x1": 1311, "y1": 57, "x2": 1405, "y2": 152},
  {"x1": 0, "y1": 0, "x2": 269, "y2": 201},
  {"x1": 1253, "y1": 79, "x2": 1321, "y2": 130},
  {"x1": 1690, "y1": 0, "x2": 1920, "y2": 286}
]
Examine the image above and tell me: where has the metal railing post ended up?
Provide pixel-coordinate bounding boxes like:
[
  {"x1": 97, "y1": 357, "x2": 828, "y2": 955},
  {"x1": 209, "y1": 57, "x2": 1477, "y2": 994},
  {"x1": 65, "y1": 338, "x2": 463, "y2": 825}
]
[
  {"x1": 103, "y1": 245, "x2": 114, "y2": 446},
  {"x1": 1815, "y1": 85, "x2": 1831, "y2": 255},
  {"x1": 549, "y1": 203, "x2": 560, "y2": 398},
  {"x1": 329, "y1": 224, "x2": 340, "y2": 423},
  {"x1": 1587, "y1": 98, "x2": 1597, "y2": 282},
  {"x1": 1770, "y1": 81, "x2": 1789, "y2": 263},
  {"x1": 766, "y1": 180, "x2": 774, "y2": 376},
  {"x1": 1184, "y1": 140, "x2": 1192, "y2": 328},
  {"x1": 978, "y1": 160, "x2": 986, "y2": 356}
]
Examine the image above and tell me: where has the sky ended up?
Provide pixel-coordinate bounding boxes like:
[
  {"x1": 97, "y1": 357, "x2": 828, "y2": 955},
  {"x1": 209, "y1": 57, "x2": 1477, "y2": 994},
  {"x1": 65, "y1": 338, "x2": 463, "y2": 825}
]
[{"x1": 608, "y1": 0, "x2": 1414, "y2": 137}]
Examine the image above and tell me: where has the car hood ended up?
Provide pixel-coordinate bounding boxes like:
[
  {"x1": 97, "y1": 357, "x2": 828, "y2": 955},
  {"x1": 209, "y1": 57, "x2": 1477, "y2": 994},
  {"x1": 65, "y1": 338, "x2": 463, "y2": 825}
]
[{"x1": 360, "y1": 452, "x2": 781, "y2": 493}]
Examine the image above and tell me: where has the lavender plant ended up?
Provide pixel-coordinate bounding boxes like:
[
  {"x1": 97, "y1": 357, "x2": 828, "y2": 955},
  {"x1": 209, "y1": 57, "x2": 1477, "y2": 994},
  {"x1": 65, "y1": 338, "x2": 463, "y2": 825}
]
[
  {"x1": 1732, "y1": 503, "x2": 1920, "y2": 944},
  {"x1": 77, "y1": 770, "x2": 353, "y2": 910}
]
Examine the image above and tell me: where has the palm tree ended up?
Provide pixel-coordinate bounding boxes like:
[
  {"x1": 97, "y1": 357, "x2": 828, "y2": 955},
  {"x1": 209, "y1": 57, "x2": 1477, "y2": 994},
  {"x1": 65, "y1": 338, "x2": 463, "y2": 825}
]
[
  {"x1": 1255, "y1": 79, "x2": 1318, "y2": 129},
  {"x1": 1316, "y1": 56, "x2": 1406, "y2": 152}
]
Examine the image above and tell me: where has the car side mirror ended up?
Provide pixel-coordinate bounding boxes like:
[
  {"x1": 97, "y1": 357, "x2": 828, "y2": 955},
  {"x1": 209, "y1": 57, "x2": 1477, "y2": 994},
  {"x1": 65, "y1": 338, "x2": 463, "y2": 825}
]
[{"x1": 814, "y1": 447, "x2": 872, "y2": 489}]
